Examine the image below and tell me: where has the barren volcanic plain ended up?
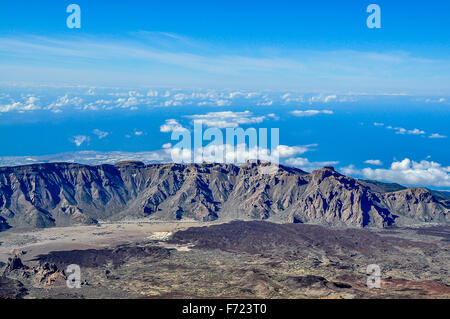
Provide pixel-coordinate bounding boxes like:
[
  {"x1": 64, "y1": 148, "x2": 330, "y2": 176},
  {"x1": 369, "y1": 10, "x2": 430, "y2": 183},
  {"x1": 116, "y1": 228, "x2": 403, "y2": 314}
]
[
  {"x1": 0, "y1": 220, "x2": 449, "y2": 299},
  {"x1": 0, "y1": 162, "x2": 449, "y2": 299}
]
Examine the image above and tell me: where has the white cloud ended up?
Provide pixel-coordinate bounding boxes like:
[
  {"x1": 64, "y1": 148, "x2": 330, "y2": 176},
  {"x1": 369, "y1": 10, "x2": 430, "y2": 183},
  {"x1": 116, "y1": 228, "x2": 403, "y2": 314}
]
[
  {"x1": 273, "y1": 145, "x2": 315, "y2": 158},
  {"x1": 281, "y1": 93, "x2": 291, "y2": 100},
  {"x1": 284, "y1": 157, "x2": 339, "y2": 172},
  {"x1": 291, "y1": 110, "x2": 334, "y2": 117},
  {"x1": 227, "y1": 91, "x2": 244, "y2": 99},
  {"x1": 198, "y1": 99, "x2": 232, "y2": 107},
  {"x1": 0, "y1": 95, "x2": 40, "y2": 113},
  {"x1": 429, "y1": 133, "x2": 447, "y2": 139},
  {"x1": 340, "y1": 164, "x2": 360, "y2": 176},
  {"x1": 160, "y1": 119, "x2": 188, "y2": 133},
  {"x1": 280, "y1": 93, "x2": 304, "y2": 104},
  {"x1": 256, "y1": 99, "x2": 273, "y2": 106},
  {"x1": 407, "y1": 128, "x2": 425, "y2": 135},
  {"x1": 72, "y1": 135, "x2": 89, "y2": 147},
  {"x1": 147, "y1": 89, "x2": 159, "y2": 97},
  {"x1": 375, "y1": 122, "x2": 445, "y2": 138},
  {"x1": 47, "y1": 94, "x2": 83, "y2": 110},
  {"x1": 308, "y1": 94, "x2": 351, "y2": 104},
  {"x1": 187, "y1": 111, "x2": 266, "y2": 128},
  {"x1": 116, "y1": 97, "x2": 139, "y2": 109},
  {"x1": 92, "y1": 129, "x2": 109, "y2": 139},
  {"x1": 364, "y1": 159, "x2": 383, "y2": 166},
  {"x1": 385, "y1": 125, "x2": 426, "y2": 135},
  {"x1": 342, "y1": 158, "x2": 450, "y2": 187},
  {"x1": 323, "y1": 95, "x2": 337, "y2": 103},
  {"x1": 164, "y1": 99, "x2": 183, "y2": 107}
]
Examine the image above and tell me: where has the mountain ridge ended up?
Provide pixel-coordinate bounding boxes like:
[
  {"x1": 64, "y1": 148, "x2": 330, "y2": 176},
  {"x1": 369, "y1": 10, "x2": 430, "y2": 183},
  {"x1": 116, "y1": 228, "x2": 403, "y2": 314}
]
[{"x1": 0, "y1": 161, "x2": 448, "y2": 231}]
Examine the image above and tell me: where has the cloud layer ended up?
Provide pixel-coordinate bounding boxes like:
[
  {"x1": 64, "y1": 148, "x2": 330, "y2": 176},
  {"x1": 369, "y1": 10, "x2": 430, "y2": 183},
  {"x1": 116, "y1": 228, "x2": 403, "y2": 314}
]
[{"x1": 342, "y1": 158, "x2": 450, "y2": 187}]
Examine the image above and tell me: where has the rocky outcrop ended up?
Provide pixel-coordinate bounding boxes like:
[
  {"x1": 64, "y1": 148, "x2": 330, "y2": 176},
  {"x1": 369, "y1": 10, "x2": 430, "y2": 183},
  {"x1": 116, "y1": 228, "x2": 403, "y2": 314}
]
[
  {"x1": 4, "y1": 256, "x2": 27, "y2": 273},
  {"x1": 0, "y1": 161, "x2": 448, "y2": 230},
  {"x1": 384, "y1": 187, "x2": 449, "y2": 225},
  {"x1": 1, "y1": 256, "x2": 67, "y2": 290},
  {"x1": 36, "y1": 262, "x2": 67, "y2": 287},
  {"x1": 291, "y1": 167, "x2": 396, "y2": 227}
]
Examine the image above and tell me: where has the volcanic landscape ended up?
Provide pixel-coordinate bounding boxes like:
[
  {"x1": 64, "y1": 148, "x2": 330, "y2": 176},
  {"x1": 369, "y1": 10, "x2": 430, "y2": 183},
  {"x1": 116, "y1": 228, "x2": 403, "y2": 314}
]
[{"x1": 0, "y1": 161, "x2": 449, "y2": 299}]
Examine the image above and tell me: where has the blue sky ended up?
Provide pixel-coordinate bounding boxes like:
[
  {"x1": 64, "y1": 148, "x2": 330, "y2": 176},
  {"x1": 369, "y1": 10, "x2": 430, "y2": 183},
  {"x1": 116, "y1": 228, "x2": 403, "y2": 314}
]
[
  {"x1": 0, "y1": 1, "x2": 449, "y2": 189},
  {"x1": 0, "y1": 0, "x2": 449, "y2": 91}
]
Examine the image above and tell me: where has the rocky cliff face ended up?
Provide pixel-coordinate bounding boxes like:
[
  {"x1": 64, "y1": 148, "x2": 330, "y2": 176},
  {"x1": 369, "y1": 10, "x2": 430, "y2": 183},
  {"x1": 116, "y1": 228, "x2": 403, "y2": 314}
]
[{"x1": 0, "y1": 161, "x2": 448, "y2": 230}]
